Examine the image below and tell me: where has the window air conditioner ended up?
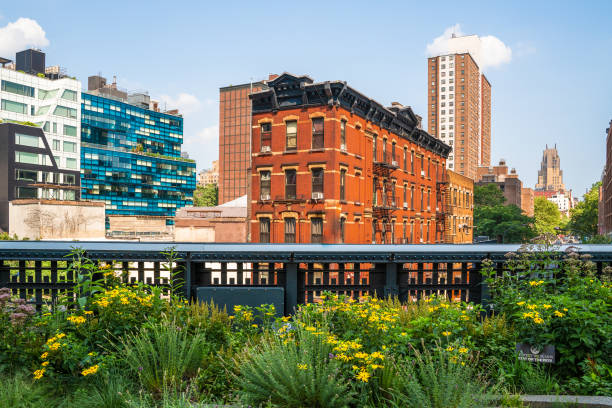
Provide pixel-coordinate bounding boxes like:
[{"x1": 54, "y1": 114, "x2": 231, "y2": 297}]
[
  {"x1": 260, "y1": 194, "x2": 271, "y2": 201},
  {"x1": 421, "y1": 170, "x2": 426, "y2": 177},
  {"x1": 261, "y1": 145, "x2": 271, "y2": 153},
  {"x1": 340, "y1": 143, "x2": 347, "y2": 151},
  {"x1": 403, "y1": 202, "x2": 408, "y2": 209},
  {"x1": 312, "y1": 192, "x2": 324, "y2": 200},
  {"x1": 392, "y1": 160, "x2": 398, "y2": 167}
]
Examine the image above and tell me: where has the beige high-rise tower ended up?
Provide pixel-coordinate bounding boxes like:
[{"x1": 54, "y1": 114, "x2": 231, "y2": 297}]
[
  {"x1": 535, "y1": 144, "x2": 565, "y2": 192},
  {"x1": 427, "y1": 34, "x2": 491, "y2": 180}
]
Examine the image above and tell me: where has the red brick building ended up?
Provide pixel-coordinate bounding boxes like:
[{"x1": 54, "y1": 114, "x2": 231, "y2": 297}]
[{"x1": 248, "y1": 74, "x2": 451, "y2": 244}]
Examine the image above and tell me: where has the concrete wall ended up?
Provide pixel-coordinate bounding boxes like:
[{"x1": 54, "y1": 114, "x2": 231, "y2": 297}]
[
  {"x1": 108, "y1": 216, "x2": 168, "y2": 233},
  {"x1": 174, "y1": 218, "x2": 246, "y2": 242},
  {"x1": 174, "y1": 225, "x2": 215, "y2": 242},
  {"x1": 9, "y1": 200, "x2": 105, "y2": 240}
]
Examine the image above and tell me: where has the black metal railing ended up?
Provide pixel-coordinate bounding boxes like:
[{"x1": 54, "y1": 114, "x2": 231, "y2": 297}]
[{"x1": 1, "y1": 242, "x2": 611, "y2": 315}]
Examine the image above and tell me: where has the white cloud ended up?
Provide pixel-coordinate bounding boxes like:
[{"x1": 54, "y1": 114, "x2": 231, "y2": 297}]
[
  {"x1": 426, "y1": 24, "x2": 512, "y2": 70},
  {"x1": 190, "y1": 124, "x2": 218, "y2": 144},
  {"x1": 158, "y1": 93, "x2": 201, "y2": 115},
  {"x1": 0, "y1": 18, "x2": 49, "y2": 57}
]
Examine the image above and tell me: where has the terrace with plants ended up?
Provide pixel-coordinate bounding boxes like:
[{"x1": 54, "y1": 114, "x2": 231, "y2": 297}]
[{"x1": 0, "y1": 243, "x2": 610, "y2": 407}]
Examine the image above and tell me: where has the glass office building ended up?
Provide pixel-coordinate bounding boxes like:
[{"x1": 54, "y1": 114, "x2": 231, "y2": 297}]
[{"x1": 80, "y1": 92, "x2": 195, "y2": 226}]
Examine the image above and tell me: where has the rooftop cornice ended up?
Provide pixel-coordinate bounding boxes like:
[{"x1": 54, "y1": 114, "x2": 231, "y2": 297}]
[{"x1": 250, "y1": 74, "x2": 451, "y2": 158}]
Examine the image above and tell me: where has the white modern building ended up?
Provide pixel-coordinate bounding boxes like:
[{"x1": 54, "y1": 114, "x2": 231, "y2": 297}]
[
  {"x1": 0, "y1": 50, "x2": 81, "y2": 175},
  {"x1": 548, "y1": 191, "x2": 573, "y2": 217}
]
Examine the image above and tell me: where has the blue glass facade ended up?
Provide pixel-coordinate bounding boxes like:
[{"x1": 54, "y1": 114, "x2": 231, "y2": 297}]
[{"x1": 80, "y1": 93, "x2": 195, "y2": 226}]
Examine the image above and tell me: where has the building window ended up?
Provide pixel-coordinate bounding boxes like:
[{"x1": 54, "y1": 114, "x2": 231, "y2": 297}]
[
  {"x1": 411, "y1": 151, "x2": 415, "y2": 173},
  {"x1": 286, "y1": 121, "x2": 297, "y2": 151},
  {"x1": 312, "y1": 168, "x2": 324, "y2": 197},
  {"x1": 63, "y1": 141, "x2": 76, "y2": 153},
  {"x1": 403, "y1": 184, "x2": 407, "y2": 204},
  {"x1": 340, "y1": 218, "x2": 346, "y2": 243},
  {"x1": 66, "y1": 158, "x2": 77, "y2": 169},
  {"x1": 311, "y1": 217, "x2": 323, "y2": 243},
  {"x1": 15, "y1": 151, "x2": 39, "y2": 165},
  {"x1": 1, "y1": 80, "x2": 35, "y2": 97},
  {"x1": 373, "y1": 137, "x2": 377, "y2": 161},
  {"x1": 15, "y1": 133, "x2": 40, "y2": 148},
  {"x1": 340, "y1": 120, "x2": 346, "y2": 150},
  {"x1": 1, "y1": 99, "x2": 27, "y2": 114},
  {"x1": 53, "y1": 139, "x2": 60, "y2": 150},
  {"x1": 391, "y1": 142, "x2": 396, "y2": 163},
  {"x1": 403, "y1": 147, "x2": 407, "y2": 170},
  {"x1": 340, "y1": 169, "x2": 346, "y2": 201},
  {"x1": 53, "y1": 105, "x2": 77, "y2": 119},
  {"x1": 16, "y1": 187, "x2": 37, "y2": 199},
  {"x1": 63, "y1": 190, "x2": 75, "y2": 200},
  {"x1": 15, "y1": 169, "x2": 37, "y2": 182},
  {"x1": 420, "y1": 188, "x2": 424, "y2": 211},
  {"x1": 372, "y1": 221, "x2": 377, "y2": 244},
  {"x1": 382, "y1": 139, "x2": 387, "y2": 162},
  {"x1": 312, "y1": 118, "x2": 324, "y2": 149},
  {"x1": 63, "y1": 174, "x2": 76, "y2": 185},
  {"x1": 61, "y1": 89, "x2": 77, "y2": 102},
  {"x1": 392, "y1": 181, "x2": 397, "y2": 206},
  {"x1": 373, "y1": 177, "x2": 378, "y2": 206},
  {"x1": 411, "y1": 186, "x2": 415, "y2": 209},
  {"x1": 260, "y1": 171, "x2": 271, "y2": 199},
  {"x1": 284, "y1": 218, "x2": 296, "y2": 243},
  {"x1": 261, "y1": 122, "x2": 271, "y2": 150},
  {"x1": 285, "y1": 169, "x2": 296, "y2": 199},
  {"x1": 38, "y1": 89, "x2": 58, "y2": 100},
  {"x1": 259, "y1": 218, "x2": 270, "y2": 243},
  {"x1": 403, "y1": 220, "x2": 407, "y2": 244}
]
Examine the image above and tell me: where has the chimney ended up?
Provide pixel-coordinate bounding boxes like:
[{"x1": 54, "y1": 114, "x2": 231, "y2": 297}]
[{"x1": 268, "y1": 74, "x2": 279, "y2": 81}]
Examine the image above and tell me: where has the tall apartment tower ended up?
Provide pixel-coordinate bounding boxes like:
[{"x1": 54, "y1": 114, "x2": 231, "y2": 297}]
[
  {"x1": 218, "y1": 76, "x2": 278, "y2": 204},
  {"x1": 535, "y1": 144, "x2": 565, "y2": 192},
  {"x1": 427, "y1": 35, "x2": 491, "y2": 180}
]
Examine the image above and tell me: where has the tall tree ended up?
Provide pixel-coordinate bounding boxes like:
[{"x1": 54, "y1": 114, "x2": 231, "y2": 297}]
[
  {"x1": 474, "y1": 184, "x2": 506, "y2": 207},
  {"x1": 193, "y1": 184, "x2": 218, "y2": 207},
  {"x1": 474, "y1": 204, "x2": 535, "y2": 243},
  {"x1": 533, "y1": 196, "x2": 562, "y2": 235},
  {"x1": 568, "y1": 182, "x2": 600, "y2": 239}
]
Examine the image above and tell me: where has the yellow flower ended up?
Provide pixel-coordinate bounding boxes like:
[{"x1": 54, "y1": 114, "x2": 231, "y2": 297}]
[
  {"x1": 533, "y1": 317, "x2": 544, "y2": 324},
  {"x1": 40, "y1": 352, "x2": 48, "y2": 360},
  {"x1": 370, "y1": 351, "x2": 384, "y2": 360},
  {"x1": 370, "y1": 364, "x2": 384, "y2": 370},
  {"x1": 400, "y1": 332, "x2": 407, "y2": 337},
  {"x1": 563, "y1": 308, "x2": 568, "y2": 312},
  {"x1": 305, "y1": 326, "x2": 316, "y2": 332},
  {"x1": 458, "y1": 347, "x2": 468, "y2": 354},
  {"x1": 516, "y1": 301, "x2": 525, "y2": 306},
  {"x1": 356, "y1": 370, "x2": 371, "y2": 382},
  {"x1": 442, "y1": 331, "x2": 451, "y2": 337},
  {"x1": 526, "y1": 304, "x2": 538, "y2": 310},
  {"x1": 297, "y1": 363, "x2": 308, "y2": 370},
  {"x1": 446, "y1": 346, "x2": 455, "y2": 352},
  {"x1": 49, "y1": 342, "x2": 61, "y2": 351},
  {"x1": 56, "y1": 333, "x2": 66, "y2": 339},
  {"x1": 81, "y1": 364, "x2": 99, "y2": 376},
  {"x1": 354, "y1": 352, "x2": 369, "y2": 360},
  {"x1": 553, "y1": 310, "x2": 565, "y2": 317},
  {"x1": 251, "y1": 324, "x2": 258, "y2": 328},
  {"x1": 542, "y1": 304, "x2": 552, "y2": 309},
  {"x1": 120, "y1": 297, "x2": 129, "y2": 305},
  {"x1": 67, "y1": 315, "x2": 86, "y2": 325},
  {"x1": 84, "y1": 310, "x2": 93, "y2": 315},
  {"x1": 41, "y1": 361, "x2": 49, "y2": 367},
  {"x1": 88, "y1": 352, "x2": 95, "y2": 356},
  {"x1": 281, "y1": 316, "x2": 291, "y2": 322},
  {"x1": 33, "y1": 368, "x2": 45, "y2": 380}
]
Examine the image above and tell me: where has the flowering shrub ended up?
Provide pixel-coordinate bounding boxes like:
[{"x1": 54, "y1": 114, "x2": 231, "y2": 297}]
[{"x1": 482, "y1": 248, "x2": 612, "y2": 394}]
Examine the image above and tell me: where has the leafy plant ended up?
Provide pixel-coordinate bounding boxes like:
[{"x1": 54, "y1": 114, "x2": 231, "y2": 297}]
[
  {"x1": 0, "y1": 372, "x2": 49, "y2": 408},
  {"x1": 384, "y1": 346, "x2": 498, "y2": 408},
  {"x1": 120, "y1": 321, "x2": 208, "y2": 394},
  {"x1": 237, "y1": 326, "x2": 355, "y2": 408}
]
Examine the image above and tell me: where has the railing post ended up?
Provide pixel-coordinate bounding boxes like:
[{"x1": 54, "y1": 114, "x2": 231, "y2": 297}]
[
  {"x1": 285, "y1": 260, "x2": 298, "y2": 315},
  {"x1": 384, "y1": 255, "x2": 398, "y2": 298},
  {"x1": 184, "y1": 252, "x2": 192, "y2": 301}
]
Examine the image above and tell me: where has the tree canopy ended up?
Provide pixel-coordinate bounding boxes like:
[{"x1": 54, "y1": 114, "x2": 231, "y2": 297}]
[
  {"x1": 193, "y1": 184, "x2": 218, "y2": 207},
  {"x1": 474, "y1": 184, "x2": 506, "y2": 207},
  {"x1": 474, "y1": 203, "x2": 535, "y2": 243},
  {"x1": 568, "y1": 182, "x2": 600, "y2": 240},
  {"x1": 533, "y1": 196, "x2": 562, "y2": 235}
]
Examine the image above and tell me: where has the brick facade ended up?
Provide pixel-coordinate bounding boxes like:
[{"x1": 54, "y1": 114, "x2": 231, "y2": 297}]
[
  {"x1": 444, "y1": 170, "x2": 474, "y2": 243},
  {"x1": 249, "y1": 74, "x2": 450, "y2": 244}
]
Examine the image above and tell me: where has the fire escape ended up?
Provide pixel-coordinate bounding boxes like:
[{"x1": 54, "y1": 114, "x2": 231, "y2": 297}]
[
  {"x1": 436, "y1": 173, "x2": 450, "y2": 243},
  {"x1": 373, "y1": 155, "x2": 399, "y2": 243}
]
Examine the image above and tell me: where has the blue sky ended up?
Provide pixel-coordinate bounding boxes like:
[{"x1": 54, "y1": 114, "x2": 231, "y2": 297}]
[{"x1": 1, "y1": 0, "x2": 611, "y2": 197}]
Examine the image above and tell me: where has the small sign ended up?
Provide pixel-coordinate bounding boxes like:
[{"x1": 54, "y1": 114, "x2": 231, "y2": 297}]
[{"x1": 516, "y1": 343, "x2": 555, "y2": 363}]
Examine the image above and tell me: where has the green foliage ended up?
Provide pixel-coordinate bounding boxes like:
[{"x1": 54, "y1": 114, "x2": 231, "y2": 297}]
[
  {"x1": 568, "y1": 182, "x2": 600, "y2": 239},
  {"x1": 0, "y1": 373, "x2": 49, "y2": 408},
  {"x1": 475, "y1": 183, "x2": 506, "y2": 207},
  {"x1": 0, "y1": 232, "x2": 19, "y2": 240},
  {"x1": 68, "y1": 369, "x2": 134, "y2": 408},
  {"x1": 585, "y1": 234, "x2": 612, "y2": 244},
  {"x1": 193, "y1": 184, "x2": 218, "y2": 207},
  {"x1": 481, "y1": 248, "x2": 612, "y2": 392},
  {"x1": 237, "y1": 326, "x2": 355, "y2": 408},
  {"x1": 534, "y1": 196, "x2": 562, "y2": 235},
  {"x1": 384, "y1": 347, "x2": 497, "y2": 408},
  {"x1": 120, "y1": 322, "x2": 208, "y2": 394},
  {"x1": 474, "y1": 204, "x2": 535, "y2": 243},
  {"x1": 494, "y1": 357, "x2": 561, "y2": 395}
]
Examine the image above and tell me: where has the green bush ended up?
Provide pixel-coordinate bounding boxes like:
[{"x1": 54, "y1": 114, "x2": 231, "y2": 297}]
[
  {"x1": 237, "y1": 326, "x2": 355, "y2": 407},
  {"x1": 384, "y1": 346, "x2": 498, "y2": 408},
  {"x1": 0, "y1": 373, "x2": 48, "y2": 408},
  {"x1": 120, "y1": 321, "x2": 208, "y2": 394}
]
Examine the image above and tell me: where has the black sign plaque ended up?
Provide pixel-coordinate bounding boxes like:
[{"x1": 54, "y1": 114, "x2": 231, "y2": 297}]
[{"x1": 516, "y1": 343, "x2": 555, "y2": 363}]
